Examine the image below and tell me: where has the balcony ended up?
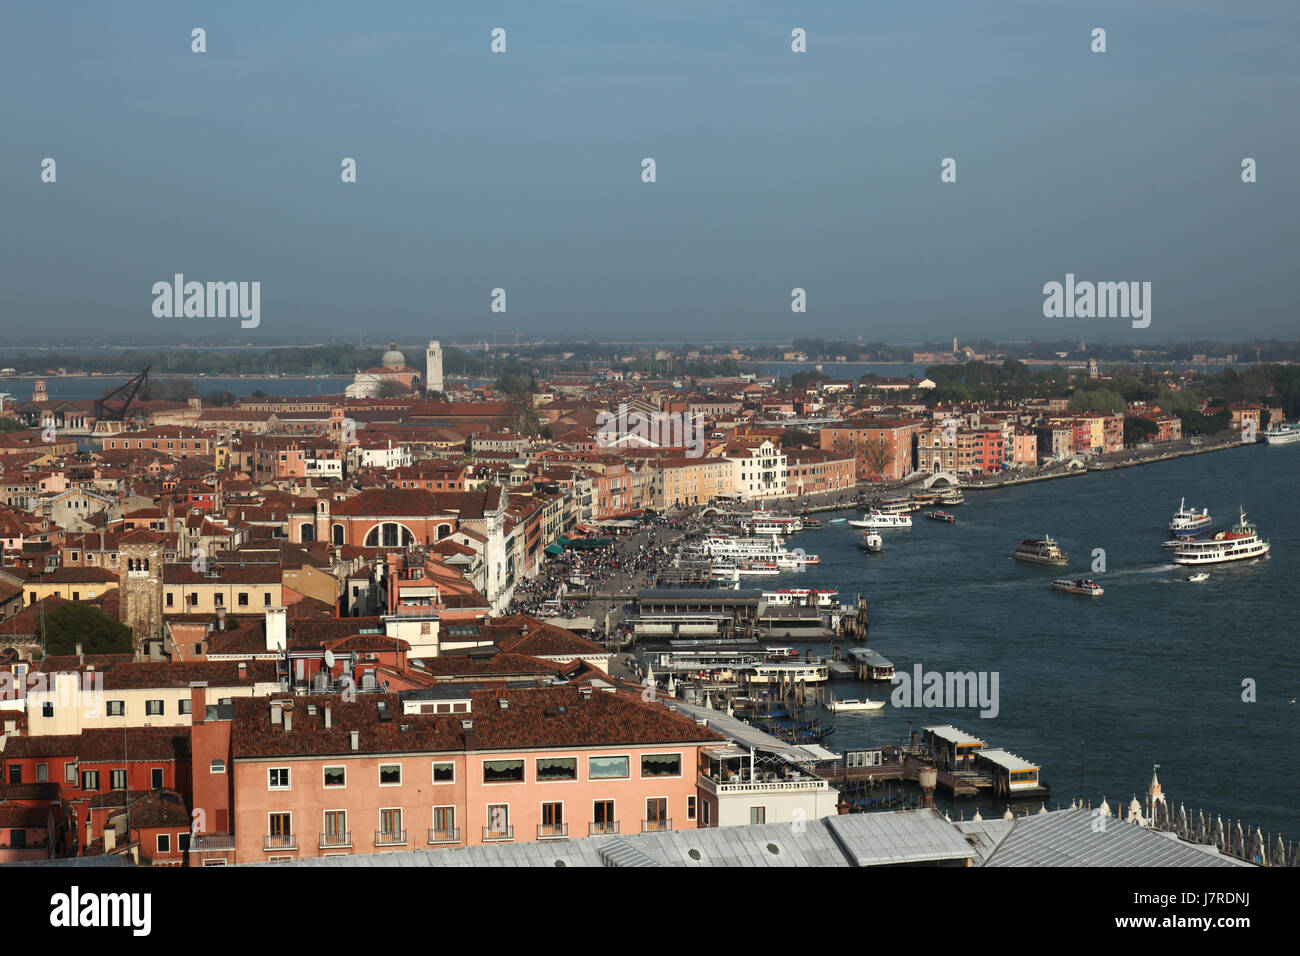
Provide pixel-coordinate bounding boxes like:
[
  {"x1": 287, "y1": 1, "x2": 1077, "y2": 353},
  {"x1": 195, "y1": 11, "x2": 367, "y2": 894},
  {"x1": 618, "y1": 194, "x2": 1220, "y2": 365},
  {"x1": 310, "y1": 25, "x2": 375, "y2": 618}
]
[
  {"x1": 641, "y1": 818, "x2": 672, "y2": 833},
  {"x1": 588, "y1": 821, "x2": 620, "y2": 836},
  {"x1": 482, "y1": 825, "x2": 514, "y2": 842},
  {"x1": 319, "y1": 831, "x2": 352, "y2": 850},
  {"x1": 374, "y1": 830, "x2": 408, "y2": 847},
  {"x1": 263, "y1": 833, "x2": 297, "y2": 851},
  {"x1": 428, "y1": 827, "x2": 461, "y2": 845},
  {"x1": 536, "y1": 823, "x2": 568, "y2": 840},
  {"x1": 697, "y1": 771, "x2": 831, "y2": 796}
]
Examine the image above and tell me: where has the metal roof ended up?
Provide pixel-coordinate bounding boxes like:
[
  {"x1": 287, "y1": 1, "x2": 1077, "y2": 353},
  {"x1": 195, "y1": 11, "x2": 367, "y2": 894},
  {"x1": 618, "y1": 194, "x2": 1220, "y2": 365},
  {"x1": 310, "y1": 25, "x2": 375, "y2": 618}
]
[
  {"x1": 922, "y1": 725, "x2": 987, "y2": 747},
  {"x1": 825, "y1": 810, "x2": 977, "y2": 866},
  {"x1": 973, "y1": 748, "x2": 1038, "y2": 772},
  {"x1": 969, "y1": 808, "x2": 1254, "y2": 867}
]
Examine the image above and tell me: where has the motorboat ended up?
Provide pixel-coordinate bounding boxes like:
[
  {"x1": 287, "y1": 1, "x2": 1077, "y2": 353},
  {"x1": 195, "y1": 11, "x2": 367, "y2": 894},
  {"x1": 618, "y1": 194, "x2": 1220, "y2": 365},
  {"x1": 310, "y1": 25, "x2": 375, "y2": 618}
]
[
  {"x1": 1014, "y1": 536, "x2": 1069, "y2": 566},
  {"x1": 1051, "y1": 577, "x2": 1104, "y2": 596},
  {"x1": 827, "y1": 697, "x2": 886, "y2": 713},
  {"x1": 1170, "y1": 497, "x2": 1212, "y2": 533},
  {"x1": 1187, "y1": 572, "x2": 1210, "y2": 582},
  {"x1": 925, "y1": 510, "x2": 956, "y2": 524},
  {"x1": 858, "y1": 531, "x2": 884, "y2": 552}
]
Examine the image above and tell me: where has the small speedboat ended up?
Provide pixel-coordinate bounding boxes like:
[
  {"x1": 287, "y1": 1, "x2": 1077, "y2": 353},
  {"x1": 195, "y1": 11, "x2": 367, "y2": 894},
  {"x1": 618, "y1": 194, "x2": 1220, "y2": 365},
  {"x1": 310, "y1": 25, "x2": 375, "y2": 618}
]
[
  {"x1": 828, "y1": 517, "x2": 847, "y2": 524},
  {"x1": 827, "y1": 697, "x2": 885, "y2": 712},
  {"x1": 1188, "y1": 572, "x2": 1210, "y2": 583},
  {"x1": 925, "y1": 510, "x2": 956, "y2": 524},
  {"x1": 1051, "y1": 577, "x2": 1104, "y2": 596}
]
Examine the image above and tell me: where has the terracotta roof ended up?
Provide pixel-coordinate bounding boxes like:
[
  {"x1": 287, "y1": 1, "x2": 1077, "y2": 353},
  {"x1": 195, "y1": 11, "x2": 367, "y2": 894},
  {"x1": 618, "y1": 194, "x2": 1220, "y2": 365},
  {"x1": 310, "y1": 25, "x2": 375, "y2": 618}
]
[
  {"x1": 230, "y1": 685, "x2": 723, "y2": 759},
  {"x1": 1, "y1": 727, "x2": 191, "y2": 762}
]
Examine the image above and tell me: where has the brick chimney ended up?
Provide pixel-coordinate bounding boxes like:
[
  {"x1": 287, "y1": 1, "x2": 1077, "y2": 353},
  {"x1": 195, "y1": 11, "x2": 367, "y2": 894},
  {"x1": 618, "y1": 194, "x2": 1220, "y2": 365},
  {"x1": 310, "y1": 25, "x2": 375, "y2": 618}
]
[{"x1": 264, "y1": 606, "x2": 287, "y2": 652}]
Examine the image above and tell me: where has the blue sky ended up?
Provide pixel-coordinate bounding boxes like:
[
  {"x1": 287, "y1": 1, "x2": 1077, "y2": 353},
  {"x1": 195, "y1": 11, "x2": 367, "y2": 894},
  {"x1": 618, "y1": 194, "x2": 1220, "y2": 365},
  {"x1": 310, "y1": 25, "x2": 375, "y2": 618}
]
[{"x1": 3, "y1": 0, "x2": 1297, "y2": 344}]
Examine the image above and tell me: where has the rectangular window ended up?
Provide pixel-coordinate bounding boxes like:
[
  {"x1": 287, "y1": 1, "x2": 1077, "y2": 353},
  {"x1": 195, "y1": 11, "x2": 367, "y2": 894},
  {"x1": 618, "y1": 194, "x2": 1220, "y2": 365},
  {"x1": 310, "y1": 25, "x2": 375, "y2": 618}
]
[
  {"x1": 535, "y1": 757, "x2": 576, "y2": 781},
  {"x1": 179, "y1": 699, "x2": 191, "y2": 715},
  {"x1": 7, "y1": 766, "x2": 20, "y2": 785},
  {"x1": 110, "y1": 769, "x2": 126, "y2": 790},
  {"x1": 238, "y1": 592, "x2": 249, "y2": 607},
  {"x1": 166, "y1": 592, "x2": 174, "y2": 608},
  {"x1": 432, "y1": 762, "x2": 454, "y2": 784},
  {"x1": 268, "y1": 813, "x2": 291, "y2": 838},
  {"x1": 178, "y1": 833, "x2": 190, "y2": 853},
  {"x1": 324, "y1": 810, "x2": 346, "y2": 840},
  {"x1": 750, "y1": 807, "x2": 766, "y2": 825},
  {"x1": 65, "y1": 763, "x2": 77, "y2": 784},
  {"x1": 41, "y1": 702, "x2": 53, "y2": 718},
  {"x1": 81, "y1": 770, "x2": 99, "y2": 790},
  {"x1": 646, "y1": 797, "x2": 668, "y2": 823},
  {"x1": 151, "y1": 768, "x2": 164, "y2": 789},
  {"x1": 687, "y1": 795, "x2": 697, "y2": 820},
  {"x1": 640, "y1": 753, "x2": 681, "y2": 778},
  {"x1": 433, "y1": 806, "x2": 455, "y2": 833},
  {"x1": 146, "y1": 700, "x2": 164, "y2": 716},
  {"x1": 378, "y1": 764, "x2": 402, "y2": 786},
  {"x1": 589, "y1": 755, "x2": 629, "y2": 780},
  {"x1": 483, "y1": 759, "x2": 524, "y2": 783},
  {"x1": 157, "y1": 833, "x2": 171, "y2": 854},
  {"x1": 268, "y1": 768, "x2": 290, "y2": 790},
  {"x1": 264, "y1": 594, "x2": 272, "y2": 606},
  {"x1": 379, "y1": 807, "x2": 402, "y2": 835},
  {"x1": 594, "y1": 800, "x2": 615, "y2": 826},
  {"x1": 36, "y1": 763, "x2": 48, "y2": 783},
  {"x1": 486, "y1": 804, "x2": 509, "y2": 834},
  {"x1": 323, "y1": 766, "x2": 346, "y2": 788}
]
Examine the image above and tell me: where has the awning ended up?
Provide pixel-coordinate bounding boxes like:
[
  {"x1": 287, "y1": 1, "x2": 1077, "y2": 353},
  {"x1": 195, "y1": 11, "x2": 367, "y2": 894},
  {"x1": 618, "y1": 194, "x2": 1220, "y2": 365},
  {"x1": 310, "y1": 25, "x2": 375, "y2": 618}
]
[{"x1": 544, "y1": 544, "x2": 564, "y2": 556}]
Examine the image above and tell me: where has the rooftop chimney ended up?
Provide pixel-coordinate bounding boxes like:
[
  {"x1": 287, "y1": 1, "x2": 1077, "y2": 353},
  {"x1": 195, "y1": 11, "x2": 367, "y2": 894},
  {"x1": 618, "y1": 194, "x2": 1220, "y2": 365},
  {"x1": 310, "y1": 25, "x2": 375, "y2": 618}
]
[
  {"x1": 237, "y1": 661, "x2": 247, "y2": 679},
  {"x1": 324, "y1": 706, "x2": 332, "y2": 729},
  {"x1": 271, "y1": 702, "x2": 282, "y2": 725},
  {"x1": 349, "y1": 730, "x2": 359, "y2": 751},
  {"x1": 283, "y1": 711, "x2": 292, "y2": 733},
  {"x1": 76, "y1": 643, "x2": 83, "y2": 665},
  {"x1": 264, "y1": 606, "x2": 287, "y2": 652}
]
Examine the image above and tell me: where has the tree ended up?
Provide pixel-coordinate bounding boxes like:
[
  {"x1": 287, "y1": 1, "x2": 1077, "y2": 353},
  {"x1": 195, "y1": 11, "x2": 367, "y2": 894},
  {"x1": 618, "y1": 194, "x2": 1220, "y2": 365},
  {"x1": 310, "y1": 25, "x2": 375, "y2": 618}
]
[
  {"x1": 41, "y1": 603, "x2": 134, "y2": 656},
  {"x1": 0, "y1": 419, "x2": 30, "y2": 433},
  {"x1": 780, "y1": 427, "x2": 816, "y2": 447},
  {"x1": 1123, "y1": 416, "x2": 1158, "y2": 445},
  {"x1": 861, "y1": 438, "x2": 892, "y2": 479}
]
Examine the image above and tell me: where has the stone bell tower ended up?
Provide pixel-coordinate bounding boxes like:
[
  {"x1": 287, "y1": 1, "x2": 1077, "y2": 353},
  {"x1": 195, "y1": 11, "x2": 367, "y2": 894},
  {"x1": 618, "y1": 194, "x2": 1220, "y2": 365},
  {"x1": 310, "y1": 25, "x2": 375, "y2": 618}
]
[
  {"x1": 118, "y1": 529, "x2": 166, "y2": 647},
  {"x1": 426, "y1": 340, "x2": 444, "y2": 395}
]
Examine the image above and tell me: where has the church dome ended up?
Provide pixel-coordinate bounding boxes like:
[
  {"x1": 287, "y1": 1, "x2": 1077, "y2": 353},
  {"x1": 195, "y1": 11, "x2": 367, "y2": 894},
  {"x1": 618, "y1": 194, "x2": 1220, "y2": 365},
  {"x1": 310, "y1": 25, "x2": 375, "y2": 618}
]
[{"x1": 381, "y1": 344, "x2": 405, "y2": 368}]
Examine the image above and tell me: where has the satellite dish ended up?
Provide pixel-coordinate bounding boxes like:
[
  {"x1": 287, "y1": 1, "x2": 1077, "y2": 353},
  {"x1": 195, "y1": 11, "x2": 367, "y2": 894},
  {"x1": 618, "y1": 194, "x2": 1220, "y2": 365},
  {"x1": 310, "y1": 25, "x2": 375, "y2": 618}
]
[{"x1": 323, "y1": 649, "x2": 335, "y2": 668}]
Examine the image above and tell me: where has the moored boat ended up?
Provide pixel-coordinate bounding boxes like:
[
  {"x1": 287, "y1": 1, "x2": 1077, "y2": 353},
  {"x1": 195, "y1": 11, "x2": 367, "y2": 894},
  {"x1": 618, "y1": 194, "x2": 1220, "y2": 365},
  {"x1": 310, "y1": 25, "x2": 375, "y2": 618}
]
[
  {"x1": 827, "y1": 696, "x2": 886, "y2": 712},
  {"x1": 925, "y1": 510, "x2": 956, "y2": 524}
]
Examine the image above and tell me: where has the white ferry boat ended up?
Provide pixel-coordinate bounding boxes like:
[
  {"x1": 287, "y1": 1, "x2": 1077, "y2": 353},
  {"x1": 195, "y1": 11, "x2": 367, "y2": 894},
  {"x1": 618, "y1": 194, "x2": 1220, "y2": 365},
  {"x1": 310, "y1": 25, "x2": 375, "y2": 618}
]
[
  {"x1": 1173, "y1": 509, "x2": 1270, "y2": 565},
  {"x1": 1264, "y1": 423, "x2": 1300, "y2": 445},
  {"x1": 761, "y1": 588, "x2": 840, "y2": 609},
  {"x1": 858, "y1": 531, "x2": 884, "y2": 552},
  {"x1": 1014, "y1": 536, "x2": 1069, "y2": 566},
  {"x1": 848, "y1": 509, "x2": 913, "y2": 529},
  {"x1": 746, "y1": 509, "x2": 803, "y2": 534},
  {"x1": 1169, "y1": 497, "x2": 1212, "y2": 533},
  {"x1": 686, "y1": 534, "x2": 818, "y2": 571},
  {"x1": 877, "y1": 496, "x2": 916, "y2": 515}
]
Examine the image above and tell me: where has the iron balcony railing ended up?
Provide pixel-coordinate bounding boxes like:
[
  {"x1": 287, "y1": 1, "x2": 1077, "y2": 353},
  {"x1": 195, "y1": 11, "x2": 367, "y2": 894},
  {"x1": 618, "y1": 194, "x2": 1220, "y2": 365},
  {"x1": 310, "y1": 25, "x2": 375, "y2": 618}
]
[
  {"x1": 537, "y1": 823, "x2": 569, "y2": 840},
  {"x1": 319, "y1": 831, "x2": 351, "y2": 849},
  {"x1": 588, "y1": 821, "x2": 620, "y2": 836},
  {"x1": 641, "y1": 818, "x2": 672, "y2": 833},
  {"x1": 263, "y1": 833, "x2": 296, "y2": 851},
  {"x1": 374, "y1": 830, "x2": 408, "y2": 846},
  {"x1": 428, "y1": 827, "x2": 461, "y2": 845},
  {"x1": 482, "y1": 825, "x2": 514, "y2": 842}
]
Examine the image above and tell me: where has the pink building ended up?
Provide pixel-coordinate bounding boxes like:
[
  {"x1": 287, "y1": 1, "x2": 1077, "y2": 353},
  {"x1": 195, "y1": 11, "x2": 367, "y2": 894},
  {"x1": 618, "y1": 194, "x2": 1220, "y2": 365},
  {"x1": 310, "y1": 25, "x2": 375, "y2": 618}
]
[{"x1": 188, "y1": 683, "x2": 722, "y2": 865}]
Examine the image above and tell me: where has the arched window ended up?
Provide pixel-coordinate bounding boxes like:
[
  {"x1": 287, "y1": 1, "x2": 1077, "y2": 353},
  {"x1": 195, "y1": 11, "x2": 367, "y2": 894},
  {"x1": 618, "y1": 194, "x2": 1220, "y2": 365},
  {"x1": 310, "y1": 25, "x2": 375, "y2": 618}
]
[
  {"x1": 143, "y1": 559, "x2": 149, "y2": 571},
  {"x1": 437, "y1": 524, "x2": 452, "y2": 541},
  {"x1": 332, "y1": 524, "x2": 344, "y2": 546},
  {"x1": 300, "y1": 524, "x2": 315, "y2": 543},
  {"x1": 210, "y1": 759, "x2": 226, "y2": 774}
]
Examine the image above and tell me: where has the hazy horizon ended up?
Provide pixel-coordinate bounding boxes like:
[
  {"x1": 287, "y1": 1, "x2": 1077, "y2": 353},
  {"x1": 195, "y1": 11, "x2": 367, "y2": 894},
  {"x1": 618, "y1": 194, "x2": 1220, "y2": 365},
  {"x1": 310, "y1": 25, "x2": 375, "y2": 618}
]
[{"x1": 4, "y1": 1, "x2": 1297, "y2": 343}]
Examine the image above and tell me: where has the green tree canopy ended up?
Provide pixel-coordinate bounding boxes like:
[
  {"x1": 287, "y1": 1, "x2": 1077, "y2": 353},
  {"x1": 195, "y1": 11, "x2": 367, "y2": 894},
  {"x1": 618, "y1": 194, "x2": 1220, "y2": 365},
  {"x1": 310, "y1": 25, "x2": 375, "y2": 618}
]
[{"x1": 41, "y1": 603, "x2": 135, "y2": 656}]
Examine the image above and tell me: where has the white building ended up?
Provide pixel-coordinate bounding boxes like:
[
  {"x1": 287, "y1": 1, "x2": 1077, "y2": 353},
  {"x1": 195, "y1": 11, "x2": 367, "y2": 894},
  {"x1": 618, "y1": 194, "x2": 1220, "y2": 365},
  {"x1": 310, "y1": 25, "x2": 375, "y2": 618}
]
[{"x1": 725, "y1": 439, "x2": 789, "y2": 500}]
